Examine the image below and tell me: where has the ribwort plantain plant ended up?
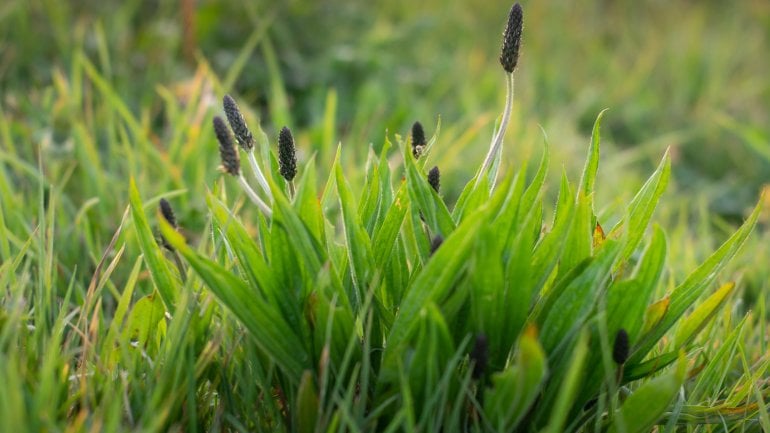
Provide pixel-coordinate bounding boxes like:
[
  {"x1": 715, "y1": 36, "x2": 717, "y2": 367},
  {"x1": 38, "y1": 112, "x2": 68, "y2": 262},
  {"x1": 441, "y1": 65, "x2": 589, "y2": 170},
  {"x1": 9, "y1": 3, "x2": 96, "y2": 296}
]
[{"x1": 127, "y1": 2, "x2": 768, "y2": 432}]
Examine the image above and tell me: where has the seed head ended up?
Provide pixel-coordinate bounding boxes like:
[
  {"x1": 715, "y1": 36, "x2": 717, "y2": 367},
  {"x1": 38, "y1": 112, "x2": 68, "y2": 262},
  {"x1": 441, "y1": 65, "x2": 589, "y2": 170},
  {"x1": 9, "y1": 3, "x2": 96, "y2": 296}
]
[
  {"x1": 159, "y1": 198, "x2": 177, "y2": 228},
  {"x1": 411, "y1": 121, "x2": 426, "y2": 158},
  {"x1": 612, "y1": 328, "x2": 630, "y2": 365},
  {"x1": 223, "y1": 95, "x2": 254, "y2": 151},
  {"x1": 213, "y1": 116, "x2": 240, "y2": 176},
  {"x1": 500, "y1": 3, "x2": 523, "y2": 73},
  {"x1": 470, "y1": 333, "x2": 489, "y2": 379},
  {"x1": 430, "y1": 235, "x2": 443, "y2": 255},
  {"x1": 278, "y1": 126, "x2": 297, "y2": 182},
  {"x1": 427, "y1": 166, "x2": 440, "y2": 193}
]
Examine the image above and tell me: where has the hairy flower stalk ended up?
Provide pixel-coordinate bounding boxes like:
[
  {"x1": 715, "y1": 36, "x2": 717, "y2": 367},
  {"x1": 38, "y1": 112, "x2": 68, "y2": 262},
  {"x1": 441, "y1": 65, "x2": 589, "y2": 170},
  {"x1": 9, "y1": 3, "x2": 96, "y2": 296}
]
[
  {"x1": 479, "y1": 3, "x2": 522, "y2": 185},
  {"x1": 223, "y1": 95, "x2": 272, "y2": 201},
  {"x1": 428, "y1": 166, "x2": 440, "y2": 193},
  {"x1": 411, "y1": 121, "x2": 427, "y2": 159},
  {"x1": 278, "y1": 126, "x2": 297, "y2": 195},
  {"x1": 213, "y1": 116, "x2": 272, "y2": 217}
]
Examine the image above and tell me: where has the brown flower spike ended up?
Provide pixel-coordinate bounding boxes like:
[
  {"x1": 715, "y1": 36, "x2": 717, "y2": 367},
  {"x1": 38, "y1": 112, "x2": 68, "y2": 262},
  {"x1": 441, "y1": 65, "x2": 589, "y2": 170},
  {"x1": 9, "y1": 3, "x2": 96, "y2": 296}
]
[
  {"x1": 223, "y1": 95, "x2": 254, "y2": 151},
  {"x1": 411, "y1": 121, "x2": 427, "y2": 158},
  {"x1": 278, "y1": 126, "x2": 297, "y2": 182},
  {"x1": 213, "y1": 116, "x2": 240, "y2": 176},
  {"x1": 500, "y1": 3, "x2": 523, "y2": 73}
]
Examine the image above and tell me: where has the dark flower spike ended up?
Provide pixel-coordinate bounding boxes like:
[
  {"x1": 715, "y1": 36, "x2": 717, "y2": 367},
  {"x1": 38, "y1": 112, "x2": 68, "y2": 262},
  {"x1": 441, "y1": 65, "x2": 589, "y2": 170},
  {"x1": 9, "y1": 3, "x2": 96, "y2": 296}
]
[
  {"x1": 223, "y1": 95, "x2": 254, "y2": 151},
  {"x1": 430, "y1": 235, "x2": 443, "y2": 255},
  {"x1": 613, "y1": 328, "x2": 630, "y2": 365},
  {"x1": 470, "y1": 333, "x2": 489, "y2": 379},
  {"x1": 411, "y1": 121, "x2": 427, "y2": 158},
  {"x1": 159, "y1": 198, "x2": 177, "y2": 228},
  {"x1": 500, "y1": 3, "x2": 523, "y2": 73},
  {"x1": 213, "y1": 116, "x2": 240, "y2": 176},
  {"x1": 278, "y1": 126, "x2": 297, "y2": 182},
  {"x1": 428, "y1": 166, "x2": 440, "y2": 193}
]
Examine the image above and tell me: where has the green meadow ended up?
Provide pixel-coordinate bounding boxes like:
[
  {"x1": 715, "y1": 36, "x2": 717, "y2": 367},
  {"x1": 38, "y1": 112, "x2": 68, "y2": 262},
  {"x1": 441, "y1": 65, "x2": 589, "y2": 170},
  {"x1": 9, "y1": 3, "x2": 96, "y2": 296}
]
[{"x1": 1, "y1": 1, "x2": 769, "y2": 431}]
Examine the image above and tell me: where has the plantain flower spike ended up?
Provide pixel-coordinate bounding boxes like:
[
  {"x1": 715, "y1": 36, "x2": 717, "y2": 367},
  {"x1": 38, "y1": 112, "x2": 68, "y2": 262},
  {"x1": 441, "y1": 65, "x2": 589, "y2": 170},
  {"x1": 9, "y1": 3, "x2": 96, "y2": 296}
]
[
  {"x1": 278, "y1": 126, "x2": 297, "y2": 182},
  {"x1": 223, "y1": 94, "x2": 255, "y2": 151},
  {"x1": 159, "y1": 198, "x2": 177, "y2": 228},
  {"x1": 612, "y1": 328, "x2": 630, "y2": 365},
  {"x1": 428, "y1": 166, "x2": 440, "y2": 193},
  {"x1": 213, "y1": 116, "x2": 240, "y2": 176},
  {"x1": 411, "y1": 121, "x2": 427, "y2": 158},
  {"x1": 500, "y1": 3, "x2": 523, "y2": 74}
]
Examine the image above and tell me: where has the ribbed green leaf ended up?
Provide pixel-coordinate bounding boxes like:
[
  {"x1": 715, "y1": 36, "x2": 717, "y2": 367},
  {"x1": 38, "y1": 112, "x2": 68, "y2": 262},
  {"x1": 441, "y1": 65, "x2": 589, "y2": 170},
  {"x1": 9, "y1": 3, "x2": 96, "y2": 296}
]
[
  {"x1": 159, "y1": 218, "x2": 308, "y2": 382},
  {"x1": 483, "y1": 327, "x2": 547, "y2": 431},
  {"x1": 674, "y1": 282, "x2": 736, "y2": 348},
  {"x1": 335, "y1": 156, "x2": 376, "y2": 310},
  {"x1": 539, "y1": 240, "x2": 620, "y2": 354},
  {"x1": 128, "y1": 177, "x2": 176, "y2": 309},
  {"x1": 577, "y1": 109, "x2": 607, "y2": 207},
  {"x1": 609, "y1": 353, "x2": 687, "y2": 433},
  {"x1": 611, "y1": 150, "x2": 671, "y2": 266},
  {"x1": 540, "y1": 328, "x2": 590, "y2": 433},
  {"x1": 630, "y1": 199, "x2": 761, "y2": 364},
  {"x1": 383, "y1": 204, "x2": 490, "y2": 364}
]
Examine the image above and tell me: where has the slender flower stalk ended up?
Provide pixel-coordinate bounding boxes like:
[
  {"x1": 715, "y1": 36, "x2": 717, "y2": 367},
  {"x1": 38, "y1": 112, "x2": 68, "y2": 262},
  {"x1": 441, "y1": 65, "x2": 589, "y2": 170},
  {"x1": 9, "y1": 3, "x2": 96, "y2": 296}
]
[
  {"x1": 479, "y1": 3, "x2": 523, "y2": 186},
  {"x1": 214, "y1": 116, "x2": 272, "y2": 217},
  {"x1": 223, "y1": 95, "x2": 272, "y2": 201},
  {"x1": 237, "y1": 174, "x2": 273, "y2": 217}
]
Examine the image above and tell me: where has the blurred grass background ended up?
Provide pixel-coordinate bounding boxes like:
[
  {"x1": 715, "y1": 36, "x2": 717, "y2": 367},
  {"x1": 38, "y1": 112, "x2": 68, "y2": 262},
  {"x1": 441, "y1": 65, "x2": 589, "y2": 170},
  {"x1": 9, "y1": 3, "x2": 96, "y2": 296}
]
[{"x1": 1, "y1": 0, "x2": 769, "y2": 302}]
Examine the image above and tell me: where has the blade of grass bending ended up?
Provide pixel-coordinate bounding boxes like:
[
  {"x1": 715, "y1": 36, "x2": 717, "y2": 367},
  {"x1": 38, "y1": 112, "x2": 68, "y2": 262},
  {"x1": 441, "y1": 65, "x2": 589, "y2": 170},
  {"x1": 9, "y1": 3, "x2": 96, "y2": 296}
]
[
  {"x1": 128, "y1": 177, "x2": 177, "y2": 309},
  {"x1": 629, "y1": 198, "x2": 762, "y2": 364},
  {"x1": 674, "y1": 282, "x2": 736, "y2": 348},
  {"x1": 609, "y1": 353, "x2": 687, "y2": 433},
  {"x1": 335, "y1": 157, "x2": 376, "y2": 311},
  {"x1": 611, "y1": 150, "x2": 671, "y2": 268},
  {"x1": 383, "y1": 204, "x2": 490, "y2": 363},
  {"x1": 577, "y1": 109, "x2": 608, "y2": 206},
  {"x1": 541, "y1": 328, "x2": 589, "y2": 433}
]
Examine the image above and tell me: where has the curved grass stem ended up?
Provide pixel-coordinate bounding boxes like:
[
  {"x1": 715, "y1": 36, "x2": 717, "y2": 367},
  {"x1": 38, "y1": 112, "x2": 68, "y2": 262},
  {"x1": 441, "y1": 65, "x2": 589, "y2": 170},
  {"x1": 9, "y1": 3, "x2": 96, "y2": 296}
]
[
  {"x1": 478, "y1": 72, "x2": 514, "y2": 187},
  {"x1": 247, "y1": 150, "x2": 273, "y2": 201},
  {"x1": 238, "y1": 174, "x2": 272, "y2": 218}
]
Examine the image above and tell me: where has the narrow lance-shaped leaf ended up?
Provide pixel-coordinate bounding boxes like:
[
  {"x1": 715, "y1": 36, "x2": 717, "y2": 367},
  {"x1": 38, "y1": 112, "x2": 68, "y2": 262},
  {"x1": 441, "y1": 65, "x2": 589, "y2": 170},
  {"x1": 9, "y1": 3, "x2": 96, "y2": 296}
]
[
  {"x1": 609, "y1": 353, "x2": 688, "y2": 433},
  {"x1": 630, "y1": 198, "x2": 762, "y2": 364},
  {"x1": 674, "y1": 282, "x2": 736, "y2": 349},
  {"x1": 335, "y1": 153, "x2": 376, "y2": 310},
  {"x1": 577, "y1": 109, "x2": 608, "y2": 207},
  {"x1": 159, "y1": 217, "x2": 308, "y2": 382},
  {"x1": 128, "y1": 177, "x2": 177, "y2": 309}
]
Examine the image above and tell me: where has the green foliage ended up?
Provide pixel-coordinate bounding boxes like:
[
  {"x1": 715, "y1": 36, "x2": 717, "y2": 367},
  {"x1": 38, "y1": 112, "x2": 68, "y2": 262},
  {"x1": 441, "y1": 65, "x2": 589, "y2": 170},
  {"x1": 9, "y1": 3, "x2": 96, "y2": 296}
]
[
  {"x1": 1, "y1": 1, "x2": 769, "y2": 432},
  {"x1": 158, "y1": 99, "x2": 762, "y2": 430}
]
